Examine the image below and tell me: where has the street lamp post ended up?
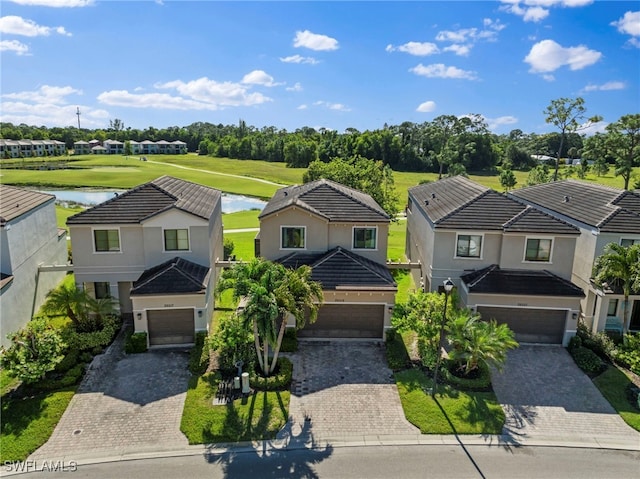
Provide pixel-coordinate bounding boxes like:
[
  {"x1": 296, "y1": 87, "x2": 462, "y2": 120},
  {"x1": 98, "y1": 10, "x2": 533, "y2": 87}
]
[{"x1": 431, "y1": 278, "x2": 455, "y2": 397}]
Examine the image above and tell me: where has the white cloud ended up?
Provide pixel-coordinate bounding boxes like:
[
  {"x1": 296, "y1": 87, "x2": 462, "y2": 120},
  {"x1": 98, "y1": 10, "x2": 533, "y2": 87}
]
[
  {"x1": 436, "y1": 28, "x2": 477, "y2": 43},
  {"x1": 279, "y1": 54, "x2": 319, "y2": 64},
  {"x1": 0, "y1": 15, "x2": 72, "y2": 37},
  {"x1": 0, "y1": 39, "x2": 30, "y2": 55},
  {"x1": 386, "y1": 42, "x2": 439, "y2": 56},
  {"x1": 410, "y1": 63, "x2": 478, "y2": 80},
  {"x1": 582, "y1": 81, "x2": 626, "y2": 92},
  {"x1": 486, "y1": 115, "x2": 518, "y2": 130},
  {"x1": 500, "y1": 1, "x2": 592, "y2": 22},
  {"x1": 286, "y1": 82, "x2": 303, "y2": 92},
  {"x1": 297, "y1": 104, "x2": 308, "y2": 110},
  {"x1": 580, "y1": 120, "x2": 608, "y2": 136},
  {"x1": 293, "y1": 30, "x2": 339, "y2": 51},
  {"x1": 313, "y1": 101, "x2": 351, "y2": 112},
  {"x1": 98, "y1": 77, "x2": 271, "y2": 111},
  {"x1": 241, "y1": 70, "x2": 281, "y2": 87},
  {"x1": 416, "y1": 101, "x2": 437, "y2": 113},
  {"x1": 0, "y1": 84, "x2": 107, "y2": 128},
  {"x1": 542, "y1": 74, "x2": 555, "y2": 81},
  {"x1": 8, "y1": 0, "x2": 93, "y2": 6},
  {"x1": 611, "y1": 11, "x2": 640, "y2": 48},
  {"x1": 524, "y1": 39, "x2": 601, "y2": 73},
  {"x1": 443, "y1": 44, "x2": 472, "y2": 56}
]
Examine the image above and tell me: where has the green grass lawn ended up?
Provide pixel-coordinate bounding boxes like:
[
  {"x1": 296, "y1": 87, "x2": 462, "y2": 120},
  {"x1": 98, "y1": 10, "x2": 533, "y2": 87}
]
[
  {"x1": 0, "y1": 370, "x2": 19, "y2": 397},
  {"x1": 222, "y1": 210, "x2": 260, "y2": 230},
  {"x1": 0, "y1": 387, "x2": 77, "y2": 462},
  {"x1": 592, "y1": 366, "x2": 640, "y2": 432},
  {"x1": 394, "y1": 369, "x2": 505, "y2": 435},
  {"x1": 224, "y1": 231, "x2": 257, "y2": 261},
  {"x1": 180, "y1": 374, "x2": 290, "y2": 444}
]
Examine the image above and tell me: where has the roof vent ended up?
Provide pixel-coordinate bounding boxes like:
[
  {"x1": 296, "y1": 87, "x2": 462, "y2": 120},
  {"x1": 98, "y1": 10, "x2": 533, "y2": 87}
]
[
  {"x1": 563, "y1": 195, "x2": 570, "y2": 203},
  {"x1": 431, "y1": 193, "x2": 436, "y2": 199},
  {"x1": 284, "y1": 191, "x2": 288, "y2": 197},
  {"x1": 424, "y1": 200, "x2": 429, "y2": 206}
]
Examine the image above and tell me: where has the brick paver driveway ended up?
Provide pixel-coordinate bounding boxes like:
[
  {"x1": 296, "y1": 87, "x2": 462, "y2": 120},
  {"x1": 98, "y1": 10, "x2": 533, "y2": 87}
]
[
  {"x1": 30, "y1": 345, "x2": 191, "y2": 462},
  {"x1": 492, "y1": 345, "x2": 639, "y2": 443},
  {"x1": 280, "y1": 341, "x2": 418, "y2": 443}
]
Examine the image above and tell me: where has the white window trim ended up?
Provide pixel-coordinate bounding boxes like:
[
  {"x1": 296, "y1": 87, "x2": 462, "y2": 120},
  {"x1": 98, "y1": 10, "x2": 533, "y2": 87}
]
[
  {"x1": 352, "y1": 225, "x2": 378, "y2": 251},
  {"x1": 523, "y1": 236, "x2": 554, "y2": 264},
  {"x1": 162, "y1": 227, "x2": 191, "y2": 253},
  {"x1": 454, "y1": 232, "x2": 484, "y2": 260},
  {"x1": 280, "y1": 225, "x2": 307, "y2": 250},
  {"x1": 620, "y1": 237, "x2": 640, "y2": 246},
  {"x1": 91, "y1": 227, "x2": 122, "y2": 254}
]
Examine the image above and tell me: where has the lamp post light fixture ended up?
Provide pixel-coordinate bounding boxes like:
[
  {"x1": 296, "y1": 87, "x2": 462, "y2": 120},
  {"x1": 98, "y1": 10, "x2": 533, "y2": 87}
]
[{"x1": 431, "y1": 277, "x2": 455, "y2": 397}]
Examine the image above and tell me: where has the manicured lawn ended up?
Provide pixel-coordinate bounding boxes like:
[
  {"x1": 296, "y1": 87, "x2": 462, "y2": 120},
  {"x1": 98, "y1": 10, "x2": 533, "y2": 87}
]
[
  {"x1": 387, "y1": 218, "x2": 407, "y2": 261},
  {"x1": 394, "y1": 369, "x2": 505, "y2": 435},
  {"x1": 0, "y1": 369, "x2": 19, "y2": 397},
  {"x1": 180, "y1": 374, "x2": 290, "y2": 444},
  {"x1": 0, "y1": 387, "x2": 77, "y2": 462},
  {"x1": 592, "y1": 366, "x2": 640, "y2": 432},
  {"x1": 224, "y1": 231, "x2": 257, "y2": 261},
  {"x1": 222, "y1": 210, "x2": 260, "y2": 230},
  {"x1": 55, "y1": 204, "x2": 84, "y2": 229}
]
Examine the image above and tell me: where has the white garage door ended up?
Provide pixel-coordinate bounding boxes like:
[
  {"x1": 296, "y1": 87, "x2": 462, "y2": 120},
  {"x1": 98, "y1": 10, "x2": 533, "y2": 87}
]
[
  {"x1": 147, "y1": 309, "x2": 194, "y2": 346},
  {"x1": 476, "y1": 307, "x2": 566, "y2": 344}
]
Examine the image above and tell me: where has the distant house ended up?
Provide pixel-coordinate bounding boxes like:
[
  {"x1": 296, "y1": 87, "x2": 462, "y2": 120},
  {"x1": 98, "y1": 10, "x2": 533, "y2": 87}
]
[
  {"x1": 257, "y1": 179, "x2": 396, "y2": 339},
  {"x1": 406, "y1": 176, "x2": 584, "y2": 345},
  {"x1": 67, "y1": 176, "x2": 223, "y2": 347},
  {"x1": 0, "y1": 139, "x2": 66, "y2": 158},
  {"x1": 73, "y1": 141, "x2": 91, "y2": 155},
  {"x1": 0, "y1": 185, "x2": 67, "y2": 347},
  {"x1": 510, "y1": 180, "x2": 640, "y2": 333},
  {"x1": 72, "y1": 139, "x2": 187, "y2": 155}
]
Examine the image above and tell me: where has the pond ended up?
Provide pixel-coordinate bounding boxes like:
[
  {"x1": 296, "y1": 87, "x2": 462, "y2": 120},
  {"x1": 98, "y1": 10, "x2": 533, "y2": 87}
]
[{"x1": 39, "y1": 189, "x2": 267, "y2": 214}]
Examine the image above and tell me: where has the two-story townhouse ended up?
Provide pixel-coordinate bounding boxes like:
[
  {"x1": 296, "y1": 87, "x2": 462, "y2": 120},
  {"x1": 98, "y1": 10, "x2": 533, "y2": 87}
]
[
  {"x1": 257, "y1": 179, "x2": 396, "y2": 339},
  {"x1": 406, "y1": 176, "x2": 584, "y2": 345},
  {"x1": 67, "y1": 176, "x2": 223, "y2": 347},
  {"x1": 0, "y1": 185, "x2": 68, "y2": 347},
  {"x1": 73, "y1": 141, "x2": 91, "y2": 155},
  {"x1": 509, "y1": 180, "x2": 640, "y2": 334}
]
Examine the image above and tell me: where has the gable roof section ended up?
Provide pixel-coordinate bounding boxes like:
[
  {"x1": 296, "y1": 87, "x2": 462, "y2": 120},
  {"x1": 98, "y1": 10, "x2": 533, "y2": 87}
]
[
  {"x1": 259, "y1": 179, "x2": 389, "y2": 223},
  {"x1": 66, "y1": 176, "x2": 220, "y2": 225},
  {"x1": 409, "y1": 176, "x2": 578, "y2": 234},
  {"x1": 130, "y1": 257, "x2": 210, "y2": 295},
  {"x1": 0, "y1": 185, "x2": 55, "y2": 227},
  {"x1": 510, "y1": 180, "x2": 640, "y2": 233},
  {"x1": 277, "y1": 246, "x2": 396, "y2": 290},
  {"x1": 461, "y1": 265, "x2": 584, "y2": 297}
]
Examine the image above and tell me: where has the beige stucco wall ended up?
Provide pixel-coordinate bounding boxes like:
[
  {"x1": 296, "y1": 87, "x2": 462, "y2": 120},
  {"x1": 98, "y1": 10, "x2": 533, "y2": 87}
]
[
  {"x1": 405, "y1": 202, "x2": 434, "y2": 291},
  {"x1": 131, "y1": 293, "x2": 209, "y2": 337},
  {"x1": 499, "y1": 234, "x2": 576, "y2": 278}
]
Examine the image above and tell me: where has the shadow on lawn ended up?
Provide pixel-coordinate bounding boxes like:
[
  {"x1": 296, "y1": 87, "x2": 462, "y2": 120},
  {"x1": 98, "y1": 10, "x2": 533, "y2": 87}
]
[
  {"x1": 205, "y1": 405, "x2": 333, "y2": 479},
  {"x1": 0, "y1": 390, "x2": 48, "y2": 435}
]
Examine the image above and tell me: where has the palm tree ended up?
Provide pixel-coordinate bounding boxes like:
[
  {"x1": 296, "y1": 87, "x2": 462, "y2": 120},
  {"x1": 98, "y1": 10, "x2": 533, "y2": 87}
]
[
  {"x1": 85, "y1": 296, "x2": 118, "y2": 331},
  {"x1": 447, "y1": 311, "x2": 518, "y2": 375},
  {"x1": 593, "y1": 243, "x2": 640, "y2": 331},
  {"x1": 42, "y1": 283, "x2": 90, "y2": 328}
]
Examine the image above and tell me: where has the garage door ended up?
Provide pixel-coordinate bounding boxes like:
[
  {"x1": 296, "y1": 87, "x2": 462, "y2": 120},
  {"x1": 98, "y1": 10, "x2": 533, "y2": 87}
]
[
  {"x1": 147, "y1": 309, "x2": 194, "y2": 346},
  {"x1": 476, "y1": 307, "x2": 566, "y2": 344},
  {"x1": 298, "y1": 304, "x2": 384, "y2": 339}
]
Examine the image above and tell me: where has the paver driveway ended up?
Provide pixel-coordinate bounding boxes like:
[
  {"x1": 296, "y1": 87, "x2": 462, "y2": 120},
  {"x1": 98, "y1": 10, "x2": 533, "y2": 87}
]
[
  {"x1": 492, "y1": 345, "x2": 639, "y2": 443},
  {"x1": 280, "y1": 341, "x2": 418, "y2": 443},
  {"x1": 29, "y1": 346, "x2": 191, "y2": 461}
]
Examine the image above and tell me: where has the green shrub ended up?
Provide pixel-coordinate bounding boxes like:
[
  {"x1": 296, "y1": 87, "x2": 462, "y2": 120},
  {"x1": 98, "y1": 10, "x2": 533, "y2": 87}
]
[
  {"x1": 571, "y1": 346, "x2": 604, "y2": 374},
  {"x1": 189, "y1": 332, "x2": 209, "y2": 375},
  {"x1": 385, "y1": 328, "x2": 410, "y2": 371},
  {"x1": 250, "y1": 357, "x2": 293, "y2": 391},
  {"x1": 125, "y1": 332, "x2": 148, "y2": 354},
  {"x1": 210, "y1": 313, "x2": 254, "y2": 373},
  {"x1": 441, "y1": 360, "x2": 492, "y2": 390},
  {"x1": 35, "y1": 364, "x2": 85, "y2": 391},
  {"x1": 616, "y1": 334, "x2": 640, "y2": 375},
  {"x1": 64, "y1": 316, "x2": 120, "y2": 351},
  {"x1": 54, "y1": 350, "x2": 79, "y2": 373},
  {"x1": 577, "y1": 322, "x2": 618, "y2": 361},
  {"x1": 417, "y1": 337, "x2": 438, "y2": 370},
  {"x1": 79, "y1": 351, "x2": 93, "y2": 363},
  {"x1": 568, "y1": 335, "x2": 582, "y2": 352},
  {"x1": 280, "y1": 328, "x2": 298, "y2": 353}
]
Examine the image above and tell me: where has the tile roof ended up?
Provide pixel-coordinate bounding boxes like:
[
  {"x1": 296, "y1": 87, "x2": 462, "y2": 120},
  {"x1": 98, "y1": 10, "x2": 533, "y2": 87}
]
[
  {"x1": 259, "y1": 179, "x2": 389, "y2": 223},
  {"x1": 461, "y1": 265, "x2": 584, "y2": 297},
  {"x1": 277, "y1": 247, "x2": 396, "y2": 290},
  {"x1": 0, "y1": 184, "x2": 55, "y2": 226},
  {"x1": 66, "y1": 176, "x2": 220, "y2": 225},
  {"x1": 510, "y1": 180, "x2": 640, "y2": 233},
  {"x1": 409, "y1": 176, "x2": 578, "y2": 234},
  {"x1": 130, "y1": 257, "x2": 210, "y2": 295}
]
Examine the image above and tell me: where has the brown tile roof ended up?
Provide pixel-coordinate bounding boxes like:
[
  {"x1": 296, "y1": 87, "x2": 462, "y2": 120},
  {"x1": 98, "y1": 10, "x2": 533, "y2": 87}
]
[
  {"x1": 510, "y1": 180, "x2": 640, "y2": 233},
  {"x1": 277, "y1": 247, "x2": 396, "y2": 290},
  {"x1": 130, "y1": 257, "x2": 210, "y2": 295},
  {"x1": 409, "y1": 176, "x2": 578, "y2": 234},
  {"x1": 259, "y1": 179, "x2": 389, "y2": 223},
  {"x1": 66, "y1": 176, "x2": 220, "y2": 225},
  {"x1": 0, "y1": 184, "x2": 55, "y2": 227},
  {"x1": 461, "y1": 265, "x2": 584, "y2": 297}
]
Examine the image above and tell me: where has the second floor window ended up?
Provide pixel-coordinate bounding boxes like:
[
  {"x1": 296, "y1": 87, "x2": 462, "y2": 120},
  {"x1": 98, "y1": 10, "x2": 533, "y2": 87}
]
[
  {"x1": 620, "y1": 238, "x2": 639, "y2": 247},
  {"x1": 164, "y1": 229, "x2": 189, "y2": 251},
  {"x1": 353, "y1": 227, "x2": 377, "y2": 249},
  {"x1": 94, "y1": 229, "x2": 120, "y2": 252},
  {"x1": 525, "y1": 238, "x2": 552, "y2": 262},
  {"x1": 282, "y1": 226, "x2": 305, "y2": 249},
  {"x1": 456, "y1": 234, "x2": 482, "y2": 258}
]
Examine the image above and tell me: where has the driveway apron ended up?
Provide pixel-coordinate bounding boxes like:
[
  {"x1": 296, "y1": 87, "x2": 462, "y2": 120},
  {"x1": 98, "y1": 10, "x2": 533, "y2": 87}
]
[
  {"x1": 29, "y1": 340, "x2": 191, "y2": 462},
  {"x1": 492, "y1": 345, "x2": 639, "y2": 443},
  {"x1": 280, "y1": 341, "x2": 418, "y2": 443}
]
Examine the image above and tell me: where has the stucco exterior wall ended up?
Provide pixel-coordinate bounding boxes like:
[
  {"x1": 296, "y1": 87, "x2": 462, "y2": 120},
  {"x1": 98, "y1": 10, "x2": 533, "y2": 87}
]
[{"x1": 405, "y1": 201, "x2": 435, "y2": 291}]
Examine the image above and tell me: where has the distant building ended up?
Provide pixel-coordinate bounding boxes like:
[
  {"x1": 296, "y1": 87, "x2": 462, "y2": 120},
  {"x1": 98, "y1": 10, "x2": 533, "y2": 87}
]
[
  {"x1": 0, "y1": 139, "x2": 66, "y2": 159},
  {"x1": 72, "y1": 139, "x2": 188, "y2": 155}
]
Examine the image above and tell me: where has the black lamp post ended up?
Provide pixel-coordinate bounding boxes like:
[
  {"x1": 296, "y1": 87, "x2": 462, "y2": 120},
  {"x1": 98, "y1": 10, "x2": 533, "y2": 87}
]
[{"x1": 431, "y1": 277, "x2": 455, "y2": 397}]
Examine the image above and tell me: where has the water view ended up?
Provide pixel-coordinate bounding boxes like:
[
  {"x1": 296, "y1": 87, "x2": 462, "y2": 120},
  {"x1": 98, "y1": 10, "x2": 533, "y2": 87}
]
[{"x1": 39, "y1": 189, "x2": 267, "y2": 214}]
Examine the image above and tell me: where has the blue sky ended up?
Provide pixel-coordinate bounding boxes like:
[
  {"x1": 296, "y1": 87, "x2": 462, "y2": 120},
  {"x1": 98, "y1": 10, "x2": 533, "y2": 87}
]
[{"x1": 1, "y1": 1, "x2": 638, "y2": 135}]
